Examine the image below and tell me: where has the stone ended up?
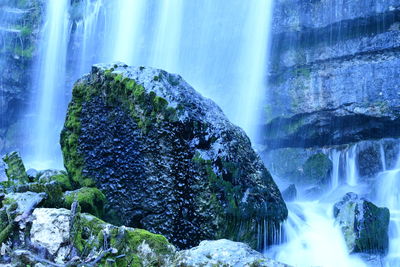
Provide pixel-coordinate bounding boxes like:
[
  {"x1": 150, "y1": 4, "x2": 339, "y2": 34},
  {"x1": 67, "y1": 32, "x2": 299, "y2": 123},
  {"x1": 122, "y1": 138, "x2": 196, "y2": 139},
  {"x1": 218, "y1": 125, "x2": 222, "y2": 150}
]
[
  {"x1": 30, "y1": 208, "x2": 71, "y2": 263},
  {"x1": 60, "y1": 63, "x2": 287, "y2": 249},
  {"x1": 333, "y1": 192, "x2": 390, "y2": 255},
  {"x1": 302, "y1": 153, "x2": 332, "y2": 185},
  {"x1": 26, "y1": 168, "x2": 38, "y2": 180},
  {"x1": 174, "y1": 239, "x2": 290, "y2": 267},
  {"x1": 4, "y1": 192, "x2": 45, "y2": 215},
  {"x1": 282, "y1": 184, "x2": 297, "y2": 202}
]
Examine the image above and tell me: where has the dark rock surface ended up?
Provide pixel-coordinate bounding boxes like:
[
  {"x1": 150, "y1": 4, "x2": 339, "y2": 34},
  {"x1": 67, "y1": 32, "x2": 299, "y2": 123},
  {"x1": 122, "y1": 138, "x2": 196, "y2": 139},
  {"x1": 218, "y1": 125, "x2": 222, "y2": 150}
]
[
  {"x1": 261, "y1": 0, "x2": 400, "y2": 148},
  {"x1": 282, "y1": 184, "x2": 297, "y2": 202},
  {"x1": 334, "y1": 192, "x2": 390, "y2": 255},
  {"x1": 60, "y1": 63, "x2": 287, "y2": 250}
]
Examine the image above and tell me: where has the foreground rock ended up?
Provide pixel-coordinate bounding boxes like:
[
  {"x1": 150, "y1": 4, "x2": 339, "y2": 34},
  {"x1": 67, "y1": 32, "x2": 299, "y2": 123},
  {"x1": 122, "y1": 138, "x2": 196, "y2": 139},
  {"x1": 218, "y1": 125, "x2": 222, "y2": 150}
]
[
  {"x1": 0, "y1": 163, "x2": 287, "y2": 266},
  {"x1": 334, "y1": 192, "x2": 390, "y2": 255},
  {"x1": 174, "y1": 239, "x2": 290, "y2": 267},
  {"x1": 61, "y1": 63, "x2": 287, "y2": 249}
]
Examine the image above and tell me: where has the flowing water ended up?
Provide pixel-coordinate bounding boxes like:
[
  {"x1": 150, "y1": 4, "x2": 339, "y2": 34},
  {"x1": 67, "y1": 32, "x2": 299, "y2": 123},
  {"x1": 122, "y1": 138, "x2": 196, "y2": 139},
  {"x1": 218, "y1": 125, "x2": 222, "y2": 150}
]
[
  {"x1": 268, "y1": 202, "x2": 367, "y2": 267},
  {"x1": 377, "y1": 155, "x2": 400, "y2": 266},
  {"x1": 25, "y1": 0, "x2": 70, "y2": 169},
  {"x1": 24, "y1": 0, "x2": 273, "y2": 169}
]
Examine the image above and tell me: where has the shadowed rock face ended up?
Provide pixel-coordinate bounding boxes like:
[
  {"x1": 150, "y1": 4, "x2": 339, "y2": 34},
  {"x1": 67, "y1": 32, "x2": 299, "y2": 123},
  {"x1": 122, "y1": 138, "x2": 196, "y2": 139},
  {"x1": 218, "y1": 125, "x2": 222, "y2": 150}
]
[
  {"x1": 61, "y1": 63, "x2": 287, "y2": 249},
  {"x1": 261, "y1": 0, "x2": 400, "y2": 149}
]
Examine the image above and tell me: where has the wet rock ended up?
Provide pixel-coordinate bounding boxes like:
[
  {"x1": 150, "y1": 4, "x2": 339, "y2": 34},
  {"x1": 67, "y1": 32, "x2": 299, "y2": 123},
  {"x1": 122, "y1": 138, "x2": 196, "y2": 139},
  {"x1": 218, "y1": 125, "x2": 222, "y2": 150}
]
[
  {"x1": 25, "y1": 168, "x2": 38, "y2": 180},
  {"x1": 262, "y1": 148, "x2": 331, "y2": 187},
  {"x1": 333, "y1": 192, "x2": 390, "y2": 255},
  {"x1": 60, "y1": 63, "x2": 287, "y2": 249},
  {"x1": 282, "y1": 184, "x2": 297, "y2": 202},
  {"x1": 0, "y1": 0, "x2": 43, "y2": 155},
  {"x1": 262, "y1": 0, "x2": 400, "y2": 149},
  {"x1": 302, "y1": 153, "x2": 332, "y2": 185},
  {"x1": 174, "y1": 239, "x2": 290, "y2": 267}
]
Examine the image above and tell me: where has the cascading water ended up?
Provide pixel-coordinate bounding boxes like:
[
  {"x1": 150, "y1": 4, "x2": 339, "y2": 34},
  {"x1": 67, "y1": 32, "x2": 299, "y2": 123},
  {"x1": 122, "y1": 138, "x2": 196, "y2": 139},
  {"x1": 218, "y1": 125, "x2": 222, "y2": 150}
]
[
  {"x1": 376, "y1": 153, "x2": 400, "y2": 265},
  {"x1": 268, "y1": 202, "x2": 366, "y2": 267},
  {"x1": 267, "y1": 144, "x2": 371, "y2": 266},
  {"x1": 25, "y1": 0, "x2": 70, "y2": 169},
  {"x1": 26, "y1": 0, "x2": 274, "y2": 169}
]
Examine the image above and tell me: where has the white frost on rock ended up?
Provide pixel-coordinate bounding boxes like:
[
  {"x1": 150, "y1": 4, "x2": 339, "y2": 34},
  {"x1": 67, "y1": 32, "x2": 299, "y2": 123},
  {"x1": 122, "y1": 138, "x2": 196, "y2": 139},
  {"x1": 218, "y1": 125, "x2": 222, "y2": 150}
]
[
  {"x1": 30, "y1": 208, "x2": 71, "y2": 263},
  {"x1": 174, "y1": 239, "x2": 290, "y2": 267}
]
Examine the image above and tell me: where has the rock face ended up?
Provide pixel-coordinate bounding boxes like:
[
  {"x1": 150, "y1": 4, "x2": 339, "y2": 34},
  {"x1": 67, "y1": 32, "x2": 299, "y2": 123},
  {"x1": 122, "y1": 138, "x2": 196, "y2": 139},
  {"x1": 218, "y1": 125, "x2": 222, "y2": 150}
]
[
  {"x1": 333, "y1": 192, "x2": 390, "y2": 254},
  {"x1": 0, "y1": 0, "x2": 43, "y2": 154},
  {"x1": 174, "y1": 239, "x2": 290, "y2": 267},
  {"x1": 60, "y1": 63, "x2": 287, "y2": 249},
  {"x1": 262, "y1": 0, "x2": 400, "y2": 148}
]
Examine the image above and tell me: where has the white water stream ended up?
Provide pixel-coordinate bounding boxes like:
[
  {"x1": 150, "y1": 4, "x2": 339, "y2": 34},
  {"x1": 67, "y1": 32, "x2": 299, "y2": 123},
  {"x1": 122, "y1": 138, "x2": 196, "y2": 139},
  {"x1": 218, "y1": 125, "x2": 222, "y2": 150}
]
[{"x1": 26, "y1": 0, "x2": 70, "y2": 169}]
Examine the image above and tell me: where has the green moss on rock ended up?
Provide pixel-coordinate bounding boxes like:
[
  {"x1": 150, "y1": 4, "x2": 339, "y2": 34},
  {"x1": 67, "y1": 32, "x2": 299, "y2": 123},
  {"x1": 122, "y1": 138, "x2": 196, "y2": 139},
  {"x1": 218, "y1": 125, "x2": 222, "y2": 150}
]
[
  {"x1": 61, "y1": 83, "x2": 94, "y2": 188},
  {"x1": 64, "y1": 187, "x2": 105, "y2": 217},
  {"x1": 303, "y1": 153, "x2": 332, "y2": 185},
  {"x1": 2, "y1": 152, "x2": 29, "y2": 186},
  {"x1": 72, "y1": 212, "x2": 174, "y2": 266}
]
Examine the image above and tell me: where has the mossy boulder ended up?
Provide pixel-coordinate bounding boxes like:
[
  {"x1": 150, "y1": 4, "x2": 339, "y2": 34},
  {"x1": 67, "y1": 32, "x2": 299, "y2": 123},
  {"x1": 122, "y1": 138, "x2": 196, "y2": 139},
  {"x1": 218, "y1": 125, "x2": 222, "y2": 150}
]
[
  {"x1": 334, "y1": 192, "x2": 390, "y2": 255},
  {"x1": 64, "y1": 187, "x2": 105, "y2": 217},
  {"x1": 60, "y1": 63, "x2": 287, "y2": 249}
]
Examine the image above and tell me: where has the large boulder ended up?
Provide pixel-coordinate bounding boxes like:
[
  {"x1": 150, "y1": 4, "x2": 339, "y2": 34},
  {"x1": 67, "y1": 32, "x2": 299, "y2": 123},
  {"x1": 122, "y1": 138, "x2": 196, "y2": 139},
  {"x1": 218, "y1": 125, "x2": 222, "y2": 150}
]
[
  {"x1": 174, "y1": 239, "x2": 290, "y2": 267},
  {"x1": 60, "y1": 63, "x2": 287, "y2": 249},
  {"x1": 333, "y1": 192, "x2": 390, "y2": 255}
]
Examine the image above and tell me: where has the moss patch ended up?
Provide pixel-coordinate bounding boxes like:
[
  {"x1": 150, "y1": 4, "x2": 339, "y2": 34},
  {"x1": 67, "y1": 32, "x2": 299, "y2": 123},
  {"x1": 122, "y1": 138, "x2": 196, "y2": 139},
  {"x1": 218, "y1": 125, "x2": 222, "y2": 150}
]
[
  {"x1": 2, "y1": 152, "x2": 29, "y2": 186},
  {"x1": 303, "y1": 153, "x2": 332, "y2": 185},
  {"x1": 64, "y1": 187, "x2": 105, "y2": 218},
  {"x1": 72, "y1": 212, "x2": 174, "y2": 266}
]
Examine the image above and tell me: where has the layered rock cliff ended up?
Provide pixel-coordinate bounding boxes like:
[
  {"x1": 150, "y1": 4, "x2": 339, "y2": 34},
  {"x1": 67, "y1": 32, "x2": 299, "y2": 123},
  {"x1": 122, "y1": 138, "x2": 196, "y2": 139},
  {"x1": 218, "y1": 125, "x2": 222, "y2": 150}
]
[{"x1": 262, "y1": 0, "x2": 400, "y2": 148}]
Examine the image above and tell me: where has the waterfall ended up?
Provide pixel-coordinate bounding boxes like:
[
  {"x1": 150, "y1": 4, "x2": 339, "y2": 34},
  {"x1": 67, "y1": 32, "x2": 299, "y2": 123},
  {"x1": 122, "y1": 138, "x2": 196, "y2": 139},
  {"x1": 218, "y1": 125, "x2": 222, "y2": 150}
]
[
  {"x1": 24, "y1": 0, "x2": 274, "y2": 169},
  {"x1": 377, "y1": 152, "x2": 400, "y2": 265},
  {"x1": 26, "y1": 0, "x2": 70, "y2": 169},
  {"x1": 345, "y1": 144, "x2": 358, "y2": 186},
  {"x1": 329, "y1": 149, "x2": 341, "y2": 190},
  {"x1": 267, "y1": 202, "x2": 366, "y2": 267}
]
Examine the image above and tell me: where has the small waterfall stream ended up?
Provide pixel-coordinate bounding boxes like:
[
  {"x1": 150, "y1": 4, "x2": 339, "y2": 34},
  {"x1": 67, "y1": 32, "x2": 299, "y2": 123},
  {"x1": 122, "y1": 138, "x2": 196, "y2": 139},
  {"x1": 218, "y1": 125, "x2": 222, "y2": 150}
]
[
  {"x1": 268, "y1": 202, "x2": 366, "y2": 267},
  {"x1": 377, "y1": 155, "x2": 400, "y2": 266},
  {"x1": 26, "y1": 0, "x2": 70, "y2": 169}
]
